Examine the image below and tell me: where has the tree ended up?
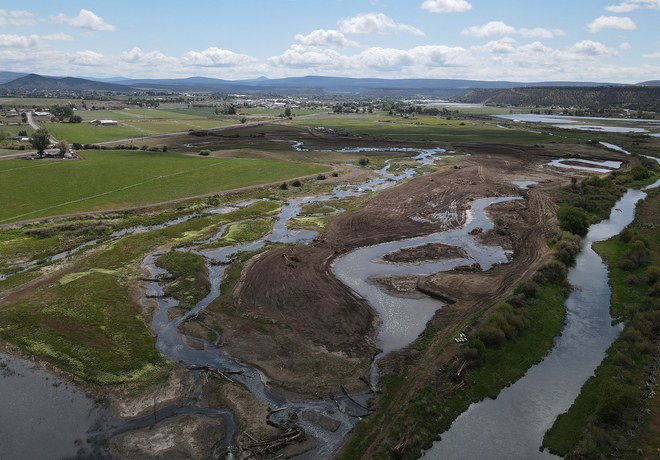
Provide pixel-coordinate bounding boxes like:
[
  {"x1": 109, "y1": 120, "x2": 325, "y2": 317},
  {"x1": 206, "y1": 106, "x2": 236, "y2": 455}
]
[
  {"x1": 69, "y1": 115, "x2": 83, "y2": 123},
  {"x1": 240, "y1": 117, "x2": 248, "y2": 124},
  {"x1": 284, "y1": 107, "x2": 292, "y2": 118},
  {"x1": 56, "y1": 139, "x2": 69, "y2": 155},
  {"x1": 558, "y1": 206, "x2": 590, "y2": 236},
  {"x1": 30, "y1": 128, "x2": 51, "y2": 155}
]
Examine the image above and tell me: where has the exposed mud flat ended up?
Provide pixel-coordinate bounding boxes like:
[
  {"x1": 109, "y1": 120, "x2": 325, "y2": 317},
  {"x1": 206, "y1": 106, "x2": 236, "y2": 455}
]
[
  {"x1": 381, "y1": 242, "x2": 467, "y2": 264},
  {"x1": 111, "y1": 414, "x2": 225, "y2": 460},
  {"x1": 224, "y1": 145, "x2": 572, "y2": 396}
]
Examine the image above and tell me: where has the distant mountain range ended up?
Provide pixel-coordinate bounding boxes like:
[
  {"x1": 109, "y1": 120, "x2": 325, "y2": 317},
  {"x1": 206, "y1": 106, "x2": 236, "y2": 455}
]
[
  {"x1": 1, "y1": 73, "x2": 134, "y2": 92},
  {"x1": 108, "y1": 75, "x2": 631, "y2": 97},
  {"x1": 1, "y1": 72, "x2": 659, "y2": 100}
]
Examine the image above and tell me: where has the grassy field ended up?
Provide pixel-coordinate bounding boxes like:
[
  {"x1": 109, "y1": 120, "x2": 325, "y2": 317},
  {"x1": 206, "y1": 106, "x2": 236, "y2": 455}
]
[
  {"x1": 0, "y1": 150, "x2": 328, "y2": 223},
  {"x1": 0, "y1": 270, "x2": 170, "y2": 385},
  {"x1": 291, "y1": 113, "x2": 555, "y2": 144},
  {"x1": 155, "y1": 251, "x2": 210, "y2": 311},
  {"x1": 42, "y1": 107, "x2": 239, "y2": 143},
  {"x1": 0, "y1": 200, "x2": 283, "y2": 387},
  {"x1": 207, "y1": 218, "x2": 274, "y2": 248}
]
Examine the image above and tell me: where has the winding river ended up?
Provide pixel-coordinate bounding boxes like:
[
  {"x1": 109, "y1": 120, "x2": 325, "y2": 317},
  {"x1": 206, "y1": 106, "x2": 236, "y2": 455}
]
[
  {"x1": 2, "y1": 141, "x2": 651, "y2": 458},
  {"x1": 423, "y1": 179, "x2": 659, "y2": 459}
]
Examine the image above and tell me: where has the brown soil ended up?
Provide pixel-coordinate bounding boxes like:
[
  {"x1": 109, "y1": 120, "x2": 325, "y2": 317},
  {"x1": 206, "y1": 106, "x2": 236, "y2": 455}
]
[
  {"x1": 381, "y1": 243, "x2": 467, "y2": 264},
  {"x1": 208, "y1": 143, "x2": 579, "y2": 398},
  {"x1": 111, "y1": 414, "x2": 225, "y2": 460}
]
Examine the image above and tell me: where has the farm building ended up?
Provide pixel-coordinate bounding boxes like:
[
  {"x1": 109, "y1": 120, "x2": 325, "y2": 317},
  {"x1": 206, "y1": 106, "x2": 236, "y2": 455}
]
[{"x1": 89, "y1": 119, "x2": 118, "y2": 126}]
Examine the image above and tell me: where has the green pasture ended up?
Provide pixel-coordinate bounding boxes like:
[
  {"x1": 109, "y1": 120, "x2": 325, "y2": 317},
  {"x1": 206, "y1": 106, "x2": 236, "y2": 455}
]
[
  {"x1": 290, "y1": 113, "x2": 553, "y2": 144},
  {"x1": 0, "y1": 150, "x2": 328, "y2": 223},
  {"x1": 40, "y1": 107, "x2": 239, "y2": 143}
]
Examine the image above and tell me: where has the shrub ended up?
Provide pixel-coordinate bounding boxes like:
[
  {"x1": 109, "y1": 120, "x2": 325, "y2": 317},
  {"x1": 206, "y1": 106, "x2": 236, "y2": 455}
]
[
  {"x1": 515, "y1": 281, "x2": 540, "y2": 299},
  {"x1": 279, "y1": 182, "x2": 288, "y2": 190},
  {"x1": 617, "y1": 258, "x2": 635, "y2": 271},
  {"x1": 291, "y1": 179, "x2": 302, "y2": 187},
  {"x1": 459, "y1": 346, "x2": 480, "y2": 363},
  {"x1": 331, "y1": 172, "x2": 339, "y2": 177},
  {"x1": 198, "y1": 150, "x2": 210, "y2": 156},
  {"x1": 507, "y1": 293, "x2": 527, "y2": 308},
  {"x1": 646, "y1": 267, "x2": 660, "y2": 284},
  {"x1": 358, "y1": 157, "x2": 369, "y2": 166},
  {"x1": 558, "y1": 206, "x2": 591, "y2": 236},
  {"x1": 534, "y1": 260, "x2": 568, "y2": 285},
  {"x1": 630, "y1": 165, "x2": 650, "y2": 181},
  {"x1": 476, "y1": 325, "x2": 506, "y2": 347},
  {"x1": 317, "y1": 174, "x2": 326, "y2": 180}
]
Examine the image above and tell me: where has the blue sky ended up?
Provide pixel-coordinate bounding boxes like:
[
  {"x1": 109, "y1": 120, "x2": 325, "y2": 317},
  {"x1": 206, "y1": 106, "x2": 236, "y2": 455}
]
[{"x1": 1, "y1": 0, "x2": 659, "y2": 82}]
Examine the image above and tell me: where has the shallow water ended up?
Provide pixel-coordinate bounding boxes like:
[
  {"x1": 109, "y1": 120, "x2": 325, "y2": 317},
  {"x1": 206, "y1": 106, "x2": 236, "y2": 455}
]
[
  {"x1": 0, "y1": 353, "x2": 111, "y2": 459},
  {"x1": 423, "y1": 185, "x2": 655, "y2": 459},
  {"x1": 333, "y1": 196, "x2": 520, "y2": 357},
  {"x1": 548, "y1": 158, "x2": 622, "y2": 173}
]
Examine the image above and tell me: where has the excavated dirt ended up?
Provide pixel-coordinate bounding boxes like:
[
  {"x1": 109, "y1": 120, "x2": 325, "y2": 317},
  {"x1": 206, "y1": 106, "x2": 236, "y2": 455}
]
[
  {"x1": 210, "y1": 143, "x2": 594, "y2": 397},
  {"x1": 381, "y1": 243, "x2": 467, "y2": 264},
  {"x1": 111, "y1": 414, "x2": 225, "y2": 460}
]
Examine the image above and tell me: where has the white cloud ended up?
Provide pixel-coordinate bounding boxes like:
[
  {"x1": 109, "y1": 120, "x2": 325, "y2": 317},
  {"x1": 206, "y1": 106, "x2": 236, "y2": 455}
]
[
  {"x1": 0, "y1": 34, "x2": 71, "y2": 49},
  {"x1": 462, "y1": 21, "x2": 564, "y2": 39},
  {"x1": 338, "y1": 12, "x2": 424, "y2": 36},
  {"x1": 519, "y1": 27, "x2": 566, "y2": 39},
  {"x1": 356, "y1": 47, "x2": 415, "y2": 68},
  {"x1": 268, "y1": 45, "x2": 344, "y2": 68},
  {"x1": 420, "y1": 0, "x2": 472, "y2": 13},
  {"x1": 619, "y1": 42, "x2": 632, "y2": 50},
  {"x1": 52, "y1": 9, "x2": 115, "y2": 32},
  {"x1": 120, "y1": 48, "x2": 176, "y2": 66},
  {"x1": 71, "y1": 50, "x2": 104, "y2": 67},
  {"x1": 605, "y1": 0, "x2": 660, "y2": 13},
  {"x1": 184, "y1": 47, "x2": 256, "y2": 67},
  {"x1": 461, "y1": 21, "x2": 516, "y2": 38},
  {"x1": 643, "y1": 52, "x2": 660, "y2": 58},
  {"x1": 0, "y1": 9, "x2": 36, "y2": 26},
  {"x1": 294, "y1": 29, "x2": 358, "y2": 48},
  {"x1": 474, "y1": 38, "x2": 518, "y2": 54},
  {"x1": 569, "y1": 40, "x2": 618, "y2": 56},
  {"x1": 587, "y1": 16, "x2": 636, "y2": 33}
]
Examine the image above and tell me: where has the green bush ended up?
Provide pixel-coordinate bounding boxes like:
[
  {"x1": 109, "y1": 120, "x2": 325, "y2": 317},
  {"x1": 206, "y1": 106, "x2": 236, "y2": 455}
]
[
  {"x1": 557, "y1": 206, "x2": 591, "y2": 236},
  {"x1": 475, "y1": 325, "x2": 506, "y2": 347},
  {"x1": 630, "y1": 165, "x2": 650, "y2": 181},
  {"x1": 534, "y1": 261, "x2": 568, "y2": 285}
]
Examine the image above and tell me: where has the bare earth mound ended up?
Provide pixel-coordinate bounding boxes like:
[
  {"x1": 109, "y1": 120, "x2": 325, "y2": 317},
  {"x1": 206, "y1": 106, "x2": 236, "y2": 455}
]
[{"x1": 210, "y1": 144, "x2": 610, "y2": 397}]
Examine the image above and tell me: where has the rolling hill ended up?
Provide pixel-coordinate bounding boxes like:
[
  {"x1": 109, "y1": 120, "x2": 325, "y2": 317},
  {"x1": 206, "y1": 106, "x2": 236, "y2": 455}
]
[{"x1": 455, "y1": 86, "x2": 660, "y2": 111}]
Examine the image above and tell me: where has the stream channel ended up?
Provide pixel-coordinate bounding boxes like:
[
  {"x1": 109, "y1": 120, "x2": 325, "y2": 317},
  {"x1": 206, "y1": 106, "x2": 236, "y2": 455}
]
[
  {"x1": 2, "y1": 143, "x2": 649, "y2": 459},
  {"x1": 423, "y1": 183, "x2": 660, "y2": 457},
  {"x1": 0, "y1": 146, "x2": 465, "y2": 459}
]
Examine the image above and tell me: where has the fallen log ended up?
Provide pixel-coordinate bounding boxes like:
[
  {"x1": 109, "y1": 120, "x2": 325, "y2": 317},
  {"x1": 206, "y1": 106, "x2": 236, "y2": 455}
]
[{"x1": 340, "y1": 385, "x2": 371, "y2": 412}]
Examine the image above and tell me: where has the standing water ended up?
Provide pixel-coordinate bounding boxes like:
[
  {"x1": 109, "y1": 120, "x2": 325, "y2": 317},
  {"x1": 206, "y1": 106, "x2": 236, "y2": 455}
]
[{"x1": 423, "y1": 184, "x2": 657, "y2": 459}]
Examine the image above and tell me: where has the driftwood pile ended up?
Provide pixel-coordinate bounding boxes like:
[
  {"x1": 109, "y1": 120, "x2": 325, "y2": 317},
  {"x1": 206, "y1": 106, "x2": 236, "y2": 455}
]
[{"x1": 243, "y1": 420, "x2": 305, "y2": 459}]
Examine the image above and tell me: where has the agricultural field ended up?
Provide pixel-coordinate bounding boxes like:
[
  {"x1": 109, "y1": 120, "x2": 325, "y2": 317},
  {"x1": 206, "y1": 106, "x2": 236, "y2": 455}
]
[
  {"x1": 43, "y1": 107, "x2": 242, "y2": 144},
  {"x1": 0, "y1": 150, "x2": 328, "y2": 223},
  {"x1": 290, "y1": 112, "x2": 557, "y2": 144}
]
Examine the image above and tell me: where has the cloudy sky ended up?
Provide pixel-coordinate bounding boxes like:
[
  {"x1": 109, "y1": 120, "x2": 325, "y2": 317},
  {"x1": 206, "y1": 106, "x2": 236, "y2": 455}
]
[{"x1": 2, "y1": 0, "x2": 659, "y2": 82}]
